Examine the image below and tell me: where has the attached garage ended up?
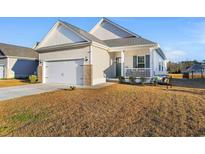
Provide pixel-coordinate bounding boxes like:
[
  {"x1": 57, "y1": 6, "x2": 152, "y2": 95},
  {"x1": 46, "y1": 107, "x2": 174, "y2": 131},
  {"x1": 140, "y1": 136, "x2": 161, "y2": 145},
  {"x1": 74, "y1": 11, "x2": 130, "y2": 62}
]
[{"x1": 44, "y1": 59, "x2": 83, "y2": 85}]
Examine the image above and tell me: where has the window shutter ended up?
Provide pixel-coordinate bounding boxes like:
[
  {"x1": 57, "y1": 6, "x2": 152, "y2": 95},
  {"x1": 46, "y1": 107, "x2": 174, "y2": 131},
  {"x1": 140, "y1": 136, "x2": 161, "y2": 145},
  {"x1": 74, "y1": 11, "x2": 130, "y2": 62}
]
[
  {"x1": 146, "y1": 55, "x2": 150, "y2": 68},
  {"x1": 133, "y1": 56, "x2": 137, "y2": 68}
]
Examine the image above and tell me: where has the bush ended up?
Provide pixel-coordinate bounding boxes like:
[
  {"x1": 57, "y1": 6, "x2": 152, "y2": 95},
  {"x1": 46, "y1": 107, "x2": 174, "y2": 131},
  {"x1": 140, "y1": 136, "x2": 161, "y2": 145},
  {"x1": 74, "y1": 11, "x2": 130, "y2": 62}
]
[
  {"x1": 129, "y1": 76, "x2": 136, "y2": 84},
  {"x1": 151, "y1": 77, "x2": 158, "y2": 86},
  {"x1": 118, "y1": 76, "x2": 125, "y2": 83},
  {"x1": 140, "y1": 77, "x2": 146, "y2": 85},
  {"x1": 70, "y1": 86, "x2": 76, "y2": 90},
  {"x1": 29, "y1": 75, "x2": 37, "y2": 83}
]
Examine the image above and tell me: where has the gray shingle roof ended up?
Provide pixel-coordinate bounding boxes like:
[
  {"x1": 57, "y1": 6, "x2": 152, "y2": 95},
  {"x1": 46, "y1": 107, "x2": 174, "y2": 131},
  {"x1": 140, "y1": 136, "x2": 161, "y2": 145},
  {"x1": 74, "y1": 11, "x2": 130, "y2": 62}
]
[
  {"x1": 103, "y1": 37, "x2": 157, "y2": 47},
  {"x1": 185, "y1": 64, "x2": 204, "y2": 72},
  {"x1": 60, "y1": 20, "x2": 107, "y2": 46},
  {"x1": 0, "y1": 43, "x2": 38, "y2": 59}
]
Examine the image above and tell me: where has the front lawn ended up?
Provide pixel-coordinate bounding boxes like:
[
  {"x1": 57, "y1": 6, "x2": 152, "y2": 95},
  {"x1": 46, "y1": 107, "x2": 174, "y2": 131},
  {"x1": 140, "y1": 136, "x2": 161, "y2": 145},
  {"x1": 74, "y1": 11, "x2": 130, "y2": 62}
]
[
  {"x1": 0, "y1": 79, "x2": 30, "y2": 88},
  {"x1": 0, "y1": 84, "x2": 205, "y2": 137}
]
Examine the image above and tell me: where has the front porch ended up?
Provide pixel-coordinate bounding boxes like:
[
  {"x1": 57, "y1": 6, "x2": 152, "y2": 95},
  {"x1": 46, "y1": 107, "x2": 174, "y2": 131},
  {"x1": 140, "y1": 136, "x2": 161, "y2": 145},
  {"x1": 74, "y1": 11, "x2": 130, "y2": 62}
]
[{"x1": 107, "y1": 46, "x2": 155, "y2": 79}]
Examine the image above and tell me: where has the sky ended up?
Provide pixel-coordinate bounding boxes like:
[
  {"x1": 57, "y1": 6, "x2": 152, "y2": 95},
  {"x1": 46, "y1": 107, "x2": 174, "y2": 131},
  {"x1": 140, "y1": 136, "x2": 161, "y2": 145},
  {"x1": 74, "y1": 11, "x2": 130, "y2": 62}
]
[{"x1": 0, "y1": 17, "x2": 205, "y2": 62}]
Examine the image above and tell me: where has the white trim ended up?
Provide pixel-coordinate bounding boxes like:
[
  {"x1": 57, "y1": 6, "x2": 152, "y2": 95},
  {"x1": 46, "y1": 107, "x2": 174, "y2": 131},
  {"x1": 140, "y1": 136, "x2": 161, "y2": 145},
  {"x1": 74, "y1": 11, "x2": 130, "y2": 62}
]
[
  {"x1": 0, "y1": 56, "x2": 37, "y2": 60},
  {"x1": 137, "y1": 55, "x2": 145, "y2": 68},
  {"x1": 121, "y1": 50, "x2": 124, "y2": 76},
  {"x1": 109, "y1": 44, "x2": 157, "y2": 52},
  {"x1": 42, "y1": 58, "x2": 84, "y2": 62},
  {"x1": 92, "y1": 78, "x2": 106, "y2": 85},
  {"x1": 42, "y1": 61, "x2": 46, "y2": 83},
  {"x1": 35, "y1": 21, "x2": 60, "y2": 49},
  {"x1": 91, "y1": 41, "x2": 109, "y2": 50},
  {"x1": 37, "y1": 42, "x2": 91, "y2": 52},
  {"x1": 35, "y1": 21, "x2": 90, "y2": 50},
  {"x1": 89, "y1": 46, "x2": 93, "y2": 64},
  {"x1": 90, "y1": 18, "x2": 140, "y2": 38},
  {"x1": 89, "y1": 18, "x2": 104, "y2": 34},
  {"x1": 60, "y1": 21, "x2": 91, "y2": 42},
  {"x1": 149, "y1": 48, "x2": 154, "y2": 77},
  {"x1": 7, "y1": 56, "x2": 38, "y2": 60}
]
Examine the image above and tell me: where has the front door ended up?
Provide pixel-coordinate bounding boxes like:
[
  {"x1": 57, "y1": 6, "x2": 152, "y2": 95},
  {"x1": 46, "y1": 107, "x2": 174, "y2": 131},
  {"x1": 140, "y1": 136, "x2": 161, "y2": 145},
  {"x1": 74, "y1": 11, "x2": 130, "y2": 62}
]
[{"x1": 116, "y1": 57, "x2": 121, "y2": 77}]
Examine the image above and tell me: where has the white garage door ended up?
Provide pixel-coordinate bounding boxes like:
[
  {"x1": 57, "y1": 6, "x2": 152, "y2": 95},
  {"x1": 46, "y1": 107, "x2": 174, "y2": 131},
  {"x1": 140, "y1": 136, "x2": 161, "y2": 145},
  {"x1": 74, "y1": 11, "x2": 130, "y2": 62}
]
[
  {"x1": 0, "y1": 66, "x2": 4, "y2": 79},
  {"x1": 45, "y1": 59, "x2": 83, "y2": 85}
]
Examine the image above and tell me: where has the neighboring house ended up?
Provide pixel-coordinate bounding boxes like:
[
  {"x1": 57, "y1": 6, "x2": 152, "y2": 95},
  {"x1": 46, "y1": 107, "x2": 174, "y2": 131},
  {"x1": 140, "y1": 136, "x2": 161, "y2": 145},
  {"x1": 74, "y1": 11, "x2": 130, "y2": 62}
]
[
  {"x1": 0, "y1": 43, "x2": 38, "y2": 79},
  {"x1": 35, "y1": 18, "x2": 167, "y2": 86},
  {"x1": 183, "y1": 64, "x2": 205, "y2": 79}
]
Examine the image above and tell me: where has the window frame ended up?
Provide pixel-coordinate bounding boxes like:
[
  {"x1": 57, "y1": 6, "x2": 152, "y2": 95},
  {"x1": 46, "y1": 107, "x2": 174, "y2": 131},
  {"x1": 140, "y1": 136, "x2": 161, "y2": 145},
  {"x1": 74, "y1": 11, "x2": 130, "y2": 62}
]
[{"x1": 137, "y1": 56, "x2": 145, "y2": 68}]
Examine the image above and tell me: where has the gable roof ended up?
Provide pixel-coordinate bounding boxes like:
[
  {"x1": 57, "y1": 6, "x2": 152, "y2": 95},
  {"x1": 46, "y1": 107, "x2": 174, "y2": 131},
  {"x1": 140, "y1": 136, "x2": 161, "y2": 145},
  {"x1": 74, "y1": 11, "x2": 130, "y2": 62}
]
[
  {"x1": 35, "y1": 19, "x2": 165, "y2": 57},
  {"x1": 103, "y1": 37, "x2": 156, "y2": 47},
  {"x1": 90, "y1": 17, "x2": 141, "y2": 38},
  {"x1": 35, "y1": 20, "x2": 108, "y2": 51},
  {"x1": 0, "y1": 43, "x2": 38, "y2": 59},
  {"x1": 185, "y1": 64, "x2": 204, "y2": 72},
  {"x1": 60, "y1": 20, "x2": 107, "y2": 46}
]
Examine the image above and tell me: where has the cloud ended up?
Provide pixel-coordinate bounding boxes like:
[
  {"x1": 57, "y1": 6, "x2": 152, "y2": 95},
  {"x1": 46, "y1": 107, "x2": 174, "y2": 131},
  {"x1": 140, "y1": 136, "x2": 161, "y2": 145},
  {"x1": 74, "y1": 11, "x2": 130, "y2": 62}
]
[
  {"x1": 165, "y1": 50, "x2": 188, "y2": 62},
  {"x1": 187, "y1": 21, "x2": 205, "y2": 45}
]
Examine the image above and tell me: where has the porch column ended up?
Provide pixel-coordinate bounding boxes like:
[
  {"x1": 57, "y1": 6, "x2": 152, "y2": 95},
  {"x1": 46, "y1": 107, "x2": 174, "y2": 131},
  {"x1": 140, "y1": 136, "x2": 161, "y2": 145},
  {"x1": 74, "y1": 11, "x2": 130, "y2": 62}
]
[
  {"x1": 121, "y1": 50, "x2": 125, "y2": 76},
  {"x1": 149, "y1": 48, "x2": 153, "y2": 77}
]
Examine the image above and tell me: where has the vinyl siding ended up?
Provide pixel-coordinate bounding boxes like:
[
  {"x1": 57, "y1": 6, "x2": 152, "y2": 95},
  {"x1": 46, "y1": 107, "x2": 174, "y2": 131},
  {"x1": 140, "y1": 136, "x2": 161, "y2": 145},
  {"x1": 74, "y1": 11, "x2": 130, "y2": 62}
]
[
  {"x1": 39, "y1": 46, "x2": 90, "y2": 65},
  {"x1": 91, "y1": 20, "x2": 133, "y2": 40},
  {"x1": 0, "y1": 58, "x2": 7, "y2": 78},
  {"x1": 153, "y1": 50, "x2": 167, "y2": 75},
  {"x1": 37, "y1": 24, "x2": 86, "y2": 49},
  {"x1": 7, "y1": 58, "x2": 38, "y2": 78},
  {"x1": 91, "y1": 45, "x2": 110, "y2": 85}
]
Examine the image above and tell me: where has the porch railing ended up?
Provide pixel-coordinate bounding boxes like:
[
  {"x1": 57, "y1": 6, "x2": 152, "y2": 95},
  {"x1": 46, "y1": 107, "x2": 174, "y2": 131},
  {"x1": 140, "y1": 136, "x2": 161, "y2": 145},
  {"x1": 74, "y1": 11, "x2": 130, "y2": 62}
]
[{"x1": 124, "y1": 68, "x2": 152, "y2": 78}]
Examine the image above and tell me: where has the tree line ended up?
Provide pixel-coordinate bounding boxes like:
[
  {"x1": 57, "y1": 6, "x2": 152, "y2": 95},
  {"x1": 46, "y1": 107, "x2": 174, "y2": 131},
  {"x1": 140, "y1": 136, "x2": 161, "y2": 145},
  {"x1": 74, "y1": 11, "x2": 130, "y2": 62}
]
[{"x1": 167, "y1": 60, "x2": 205, "y2": 73}]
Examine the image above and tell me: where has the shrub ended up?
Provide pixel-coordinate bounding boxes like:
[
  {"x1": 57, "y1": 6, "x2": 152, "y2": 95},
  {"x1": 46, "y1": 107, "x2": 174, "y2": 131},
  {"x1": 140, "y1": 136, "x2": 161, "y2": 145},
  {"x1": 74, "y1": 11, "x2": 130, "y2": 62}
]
[
  {"x1": 129, "y1": 76, "x2": 136, "y2": 84},
  {"x1": 140, "y1": 77, "x2": 146, "y2": 85},
  {"x1": 70, "y1": 86, "x2": 76, "y2": 90},
  {"x1": 29, "y1": 75, "x2": 37, "y2": 83},
  {"x1": 151, "y1": 77, "x2": 158, "y2": 86},
  {"x1": 118, "y1": 76, "x2": 125, "y2": 83}
]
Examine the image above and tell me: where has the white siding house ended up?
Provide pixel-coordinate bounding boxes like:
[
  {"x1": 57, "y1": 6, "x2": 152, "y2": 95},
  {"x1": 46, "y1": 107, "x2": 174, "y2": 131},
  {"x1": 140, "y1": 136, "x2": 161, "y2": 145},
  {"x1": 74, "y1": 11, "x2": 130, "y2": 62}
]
[
  {"x1": 34, "y1": 18, "x2": 167, "y2": 86},
  {"x1": 0, "y1": 43, "x2": 38, "y2": 79}
]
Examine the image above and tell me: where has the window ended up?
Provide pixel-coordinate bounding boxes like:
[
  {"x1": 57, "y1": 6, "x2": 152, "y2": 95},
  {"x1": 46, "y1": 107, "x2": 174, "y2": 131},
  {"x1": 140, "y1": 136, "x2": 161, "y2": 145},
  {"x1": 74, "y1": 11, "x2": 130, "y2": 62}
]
[
  {"x1": 138, "y1": 56, "x2": 145, "y2": 68},
  {"x1": 159, "y1": 62, "x2": 163, "y2": 71}
]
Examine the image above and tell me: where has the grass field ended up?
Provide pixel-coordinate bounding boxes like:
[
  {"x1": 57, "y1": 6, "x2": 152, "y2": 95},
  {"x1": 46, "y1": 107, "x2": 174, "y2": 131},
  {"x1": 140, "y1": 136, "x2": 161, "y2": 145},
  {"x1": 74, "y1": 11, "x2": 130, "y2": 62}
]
[
  {"x1": 0, "y1": 79, "x2": 30, "y2": 87},
  {"x1": 0, "y1": 82, "x2": 205, "y2": 137}
]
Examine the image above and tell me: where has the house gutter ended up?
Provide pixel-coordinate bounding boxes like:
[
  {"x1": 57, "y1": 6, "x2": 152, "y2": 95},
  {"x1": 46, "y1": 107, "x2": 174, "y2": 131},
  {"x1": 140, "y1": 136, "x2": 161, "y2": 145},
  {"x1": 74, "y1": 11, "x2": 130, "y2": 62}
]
[
  {"x1": 109, "y1": 44, "x2": 158, "y2": 52},
  {"x1": 36, "y1": 42, "x2": 91, "y2": 53}
]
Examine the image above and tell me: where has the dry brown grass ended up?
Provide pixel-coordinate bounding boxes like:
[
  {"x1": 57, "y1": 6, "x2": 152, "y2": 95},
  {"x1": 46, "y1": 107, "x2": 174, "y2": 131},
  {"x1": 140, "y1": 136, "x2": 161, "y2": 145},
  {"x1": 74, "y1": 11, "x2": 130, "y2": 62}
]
[
  {"x1": 0, "y1": 84, "x2": 205, "y2": 137},
  {"x1": 0, "y1": 79, "x2": 29, "y2": 87}
]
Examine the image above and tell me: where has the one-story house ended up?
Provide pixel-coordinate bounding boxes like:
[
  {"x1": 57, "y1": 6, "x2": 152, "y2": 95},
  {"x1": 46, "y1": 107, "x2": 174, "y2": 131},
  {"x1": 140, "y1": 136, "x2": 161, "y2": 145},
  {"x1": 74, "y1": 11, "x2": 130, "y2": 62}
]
[
  {"x1": 183, "y1": 63, "x2": 205, "y2": 79},
  {"x1": 0, "y1": 18, "x2": 167, "y2": 86},
  {"x1": 35, "y1": 18, "x2": 167, "y2": 86},
  {"x1": 0, "y1": 43, "x2": 38, "y2": 79}
]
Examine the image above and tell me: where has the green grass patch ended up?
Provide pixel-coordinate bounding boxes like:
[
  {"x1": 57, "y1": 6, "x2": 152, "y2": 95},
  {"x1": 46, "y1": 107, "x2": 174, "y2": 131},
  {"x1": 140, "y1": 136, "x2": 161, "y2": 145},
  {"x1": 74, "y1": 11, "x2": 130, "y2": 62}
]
[
  {"x1": 0, "y1": 126, "x2": 14, "y2": 135},
  {"x1": 10, "y1": 112, "x2": 43, "y2": 123}
]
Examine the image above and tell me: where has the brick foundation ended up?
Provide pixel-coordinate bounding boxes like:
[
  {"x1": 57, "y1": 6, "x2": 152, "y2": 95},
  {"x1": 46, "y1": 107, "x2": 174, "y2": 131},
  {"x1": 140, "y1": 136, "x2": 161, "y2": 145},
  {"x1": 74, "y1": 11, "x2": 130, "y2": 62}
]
[
  {"x1": 37, "y1": 65, "x2": 43, "y2": 83},
  {"x1": 83, "y1": 64, "x2": 92, "y2": 86}
]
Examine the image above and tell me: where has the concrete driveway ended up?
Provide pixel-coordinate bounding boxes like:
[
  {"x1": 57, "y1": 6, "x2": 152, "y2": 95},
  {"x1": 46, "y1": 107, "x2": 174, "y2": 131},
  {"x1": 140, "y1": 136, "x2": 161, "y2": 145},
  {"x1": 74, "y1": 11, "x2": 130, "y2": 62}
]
[{"x1": 0, "y1": 83, "x2": 69, "y2": 101}]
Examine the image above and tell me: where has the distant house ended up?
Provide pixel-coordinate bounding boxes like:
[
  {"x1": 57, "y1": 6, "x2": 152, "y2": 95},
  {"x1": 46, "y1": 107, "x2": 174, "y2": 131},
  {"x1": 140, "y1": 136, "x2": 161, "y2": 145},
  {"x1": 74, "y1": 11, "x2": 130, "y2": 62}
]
[
  {"x1": 183, "y1": 64, "x2": 205, "y2": 79},
  {"x1": 0, "y1": 43, "x2": 38, "y2": 79}
]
